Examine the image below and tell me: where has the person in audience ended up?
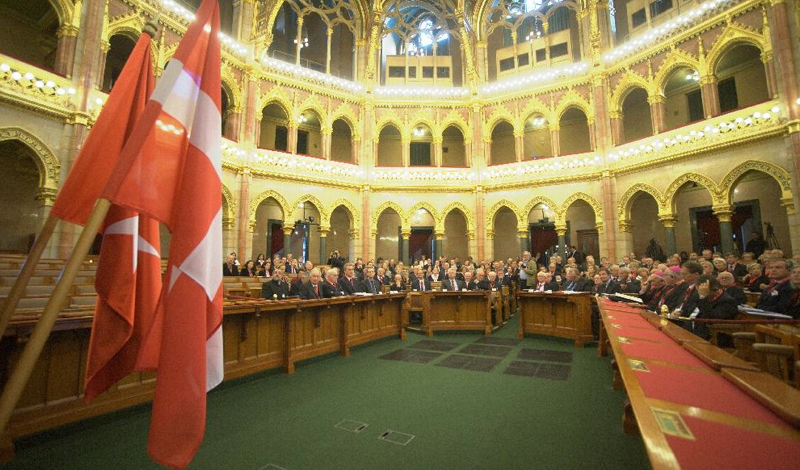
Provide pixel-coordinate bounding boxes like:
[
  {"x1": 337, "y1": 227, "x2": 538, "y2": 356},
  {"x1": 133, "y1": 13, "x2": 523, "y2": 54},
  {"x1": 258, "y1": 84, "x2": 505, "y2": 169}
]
[
  {"x1": 519, "y1": 251, "x2": 534, "y2": 287},
  {"x1": 699, "y1": 261, "x2": 714, "y2": 276},
  {"x1": 428, "y1": 266, "x2": 442, "y2": 283},
  {"x1": 608, "y1": 265, "x2": 620, "y2": 281},
  {"x1": 320, "y1": 268, "x2": 344, "y2": 298},
  {"x1": 592, "y1": 275, "x2": 602, "y2": 292},
  {"x1": 304, "y1": 260, "x2": 314, "y2": 272},
  {"x1": 756, "y1": 258, "x2": 794, "y2": 313},
  {"x1": 725, "y1": 253, "x2": 748, "y2": 279},
  {"x1": 783, "y1": 266, "x2": 800, "y2": 319},
  {"x1": 263, "y1": 260, "x2": 273, "y2": 277},
  {"x1": 261, "y1": 267, "x2": 290, "y2": 300},
  {"x1": 240, "y1": 260, "x2": 257, "y2": 277},
  {"x1": 298, "y1": 268, "x2": 322, "y2": 299},
  {"x1": 390, "y1": 273, "x2": 406, "y2": 291},
  {"x1": 717, "y1": 271, "x2": 747, "y2": 305},
  {"x1": 223, "y1": 254, "x2": 238, "y2": 276},
  {"x1": 743, "y1": 263, "x2": 768, "y2": 292},
  {"x1": 478, "y1": 271, "x2": 500, "y2": 291},
  {"x1": 658, "y1": 267, "x2": 688, "y2": 312},
  {"x1": 284, "y1": 254, "x2": 294, "y2": 273},
  {"x1": 288, "y1": 270, "x2": 307, "y2": 297},
  {"x1": 443, "y1": 268, "x2": 465, "y2": 291},
  {"x1": 230, "y1": 252, "x2": 241, "y2": 266},
  {"x1": 359, "y1": 266, "x2": 382, "y2": 294},
  {"x1": 463, "y1": 271, "x2": 478, "y2": 290},
  {"x1": 712, "y1": 258, "x2": 728, "y2": 276},
  {"x1": 474, "y1": 269, "x2": 486, "y2": 285},
  {"x1": 561, "y1": 267, "x2": 592, "y2": 292},
  {"x1": 376, "y1": 267, "x2": 391, "y2": 285},
  {"x1": 640, "y1": 273, "x2": 666, "y2": 311},
  {"x1": 594, "y1": 268, "x2": 619, "y2": 295},
  {"x1": 256, "y1": 254, "x2": 267, "y2": 267},
  {"x1": 687, "y1": 274, "x2": 739, "y2": 339},
  {"x1": 531, "y1": 272, "x2": 551, "y2": 292},
  {"x1": 745, "y1": 231, "x2": 767, "y2": 259},
  {"x1": 617, "y1": 267, "x2": 640, "y2": 294},
  {"x1": 338, "y1": 263, "x2": 359, "y2": 295},
  {"x1": 671, "y1": 261, "x2": 703, "y2": 318},
  {"x1": 411, "y1": 267, "x2": 431, "y2": 292}
]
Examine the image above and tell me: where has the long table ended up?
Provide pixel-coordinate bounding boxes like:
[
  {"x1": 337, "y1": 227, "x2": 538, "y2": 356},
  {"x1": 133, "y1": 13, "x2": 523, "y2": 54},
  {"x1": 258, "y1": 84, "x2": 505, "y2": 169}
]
[
  {"x1": 598, "y1": 298, "x2": 800, "y2": 469},
  {"x1": 0, "y1": 293, "x2": 405, "y2": 441},
  {"x1": 517, "y1": 291, "x2": 593, "y2": 347},
  {"x1": 409, "y1": 290, "x2": 496, "y2": 336}
]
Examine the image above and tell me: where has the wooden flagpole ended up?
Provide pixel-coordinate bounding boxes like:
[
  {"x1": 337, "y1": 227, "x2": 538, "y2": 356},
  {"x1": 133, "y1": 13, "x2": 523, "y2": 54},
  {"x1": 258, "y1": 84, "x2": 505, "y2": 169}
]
[
  {"x1": 0, "y1": 199, "x2": 111, "y2": 441},
  {"x1": 0, "y1": 216, "x2": 60, "y2": 339}
]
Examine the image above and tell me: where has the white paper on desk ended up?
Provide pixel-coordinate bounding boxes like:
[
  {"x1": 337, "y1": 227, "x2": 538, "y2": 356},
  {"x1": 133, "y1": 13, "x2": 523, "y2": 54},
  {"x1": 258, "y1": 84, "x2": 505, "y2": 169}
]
[
  {"x1": 562, "y1": 291, "x2": 581, "y2": 294},
  {"x1": 740, "y1": 308, "x2": 792, "y2": 319},
  {"x1": 389, "y1": 291, "x2": 398, "y2": 294}
]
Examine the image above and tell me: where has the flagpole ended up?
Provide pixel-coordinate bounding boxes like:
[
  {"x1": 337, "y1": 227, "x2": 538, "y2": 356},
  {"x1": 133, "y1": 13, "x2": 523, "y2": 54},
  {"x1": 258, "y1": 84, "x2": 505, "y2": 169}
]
[
  {"x1": 0, "y1": 198, "x2": 111, "y2": 439},
  {"x1": 0, "y1": 216, "x2": 59, "y2": 339}
]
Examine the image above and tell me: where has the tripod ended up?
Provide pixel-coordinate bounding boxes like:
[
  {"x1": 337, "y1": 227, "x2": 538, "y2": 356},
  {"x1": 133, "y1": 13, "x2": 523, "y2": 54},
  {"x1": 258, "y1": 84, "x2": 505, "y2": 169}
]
[{"x1": 765, "y1": 222, "x2": 780, "y2": 250}]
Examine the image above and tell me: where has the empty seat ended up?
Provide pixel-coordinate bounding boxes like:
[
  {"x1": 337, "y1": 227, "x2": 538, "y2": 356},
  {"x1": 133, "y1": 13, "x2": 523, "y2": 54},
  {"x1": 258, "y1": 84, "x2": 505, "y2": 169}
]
[{"x1": 75, "y1": 285, "x2": 97, "y2": 295}]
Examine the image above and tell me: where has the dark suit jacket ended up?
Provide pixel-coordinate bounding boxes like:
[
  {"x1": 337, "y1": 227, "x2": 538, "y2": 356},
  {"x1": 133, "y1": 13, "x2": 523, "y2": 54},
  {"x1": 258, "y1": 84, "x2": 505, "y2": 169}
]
[
  {"x1": 240, "y1": 267, "x2": 257, "y2": 277},
  {"x1": 339, "y1": 277, "x2": 359, "y2": 295},
  {"x1": 745, "y1": 276, "x2": 769, "y2": 293},
  {"x1": 410, "y1": 278, "x2": 432, "y2": 292},
  {"x1": 617, "y1": 279, "x2": 641, "y2": 294},
  {"x1": 358, "y1": 277, "x2": 382, "y2": 294},
  {"x1": 464, "y1": 280, "x2": 479, "y2": 291},
  {"x1": 561, "y1": 278, "x2": 591, "y2": 292},
  {"x1": 693, "y1": 292, "x2": 739, "y2": 339},
  {"x1": 730, "y1": 263, "x2": 748, "y2": 279},
  {"x1": 477, "y1": 280, "x2": 501, "y2": 291},
  {"x1": 442, "y1": 278, "x2": 466, "y2": 291},
  {"x1": 641, "y1": 285, "x2": 665, "y2": 311},
  {"x1": 723, "y1": 286, "x2": 747, "y2": 305},
  {"x1": 321, "y1": 281, "x2": 344, "y2": 298},
  {"x1": 595, "y1": 280, "x2": 620, "y2": 295},
  {"x1": 223, "y1": 263, "x2": 239, "y2": 276},
  {"x1": 261, "y1": 279, "x2": 290, "y2": 300},
  {"x1": 757, "y1": 280, "x2": 794, "y2": 313},
  {"x1": 300, "y1": 282, "x2": 324, "y2": 300},
  {"x1": 662, "y1": 282, "x2": 690, "y2": 312}
]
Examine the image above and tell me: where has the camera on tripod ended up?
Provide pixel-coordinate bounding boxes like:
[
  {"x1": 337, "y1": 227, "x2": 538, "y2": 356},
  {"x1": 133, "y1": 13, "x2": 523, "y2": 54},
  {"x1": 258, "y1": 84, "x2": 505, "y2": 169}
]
[{"x1": 764, "y1": 221, "x2": 779, "y2": 249}]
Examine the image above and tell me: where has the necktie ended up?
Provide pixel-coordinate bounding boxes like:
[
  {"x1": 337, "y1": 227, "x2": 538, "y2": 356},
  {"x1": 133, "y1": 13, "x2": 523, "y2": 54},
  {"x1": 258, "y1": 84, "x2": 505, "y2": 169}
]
[
  {"x1": 350, "y1": 278, "x2": 355, "y2": 288},
  {"x1": 419, "y1": 280, "x2": 424, "y2": 291},
  {"x1": 314, "y1": 284, "x2": 319, "y2": 297},
  {"x1": 452, "y1": 279, "x2": 456, "y2": 290},
  {"x1": 568, "y1": 281, "x2": 575, "y2": 291}
]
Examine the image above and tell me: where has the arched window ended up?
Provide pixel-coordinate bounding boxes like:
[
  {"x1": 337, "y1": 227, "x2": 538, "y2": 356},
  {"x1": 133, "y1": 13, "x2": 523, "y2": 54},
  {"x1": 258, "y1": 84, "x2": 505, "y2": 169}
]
[
  {"x1": 490, "y1": 120, "x2": 515, "y2": 165},
  {"x1": 621, "y1": 88, "x2": 652, "y2": 143},
  {"x1": 559, "y1": 107, "x2": 591, "y2": 155},
  {"x1": 663, "y1": 67, "x2": 703, "y2": 129},
  {"x1": 102, "y1": 35, "x2": 137, "y2": 92},
  {"x1": 260, "y1": 103, "x2": 290, "y2": 151},
  {"x1": 715, "y1": 44, "x2": 769, "y2": 113},
  {"x1": 522, "y1": 113, "x2": 551, "y2": 158},
  {"x1": 331, "y1": 119, "x2": 354, "y2": 163},
  {"x1": 377, "y1": 124, "x2": 402, "y2": 167},
  {"x1": 0, "y1": 139, "x2": 42, "y2": 253},
  {"x1": 0, "y1": 0, "x2": 59, "y2": 71}
]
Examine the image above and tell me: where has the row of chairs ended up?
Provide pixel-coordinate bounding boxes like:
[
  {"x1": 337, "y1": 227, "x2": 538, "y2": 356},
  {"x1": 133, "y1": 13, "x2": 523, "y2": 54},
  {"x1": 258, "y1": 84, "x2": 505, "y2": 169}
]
[{"x1": 731, "y1": 326, "x2": 800, "y2": 388}]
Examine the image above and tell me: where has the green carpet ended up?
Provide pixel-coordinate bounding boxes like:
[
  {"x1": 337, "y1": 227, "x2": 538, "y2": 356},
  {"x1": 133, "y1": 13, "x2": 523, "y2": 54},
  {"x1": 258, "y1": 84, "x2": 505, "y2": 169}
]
[{"x1": 2, "y1": 315, "x2": 649, "y2": 470}]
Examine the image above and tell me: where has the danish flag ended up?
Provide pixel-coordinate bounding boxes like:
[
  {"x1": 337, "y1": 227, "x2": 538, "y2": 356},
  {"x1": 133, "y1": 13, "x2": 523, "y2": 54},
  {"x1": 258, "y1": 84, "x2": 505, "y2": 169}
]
[{"x1": 101, "y1": 0, "x2": 224, "y2": 467}]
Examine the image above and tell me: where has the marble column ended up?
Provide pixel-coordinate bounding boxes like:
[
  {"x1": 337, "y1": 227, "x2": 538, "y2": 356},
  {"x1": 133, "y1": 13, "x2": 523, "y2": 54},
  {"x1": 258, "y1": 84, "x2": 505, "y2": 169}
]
[
  {"x1": 549, "y1": 125, "x2": 561, "y2": 157},
  {"x1": 514, "y1": 132, "x2": 524, "y2": 162},
  {"x1": 225, "y1": 108, "x2": 242, "y2": 142},
  {"x1": 319, "y1": 227, "x2": 329, "y2": 265},
  {"x1": 659, "y1": 216, "x2": 677, "y2": 256},
  {"x1": 401, "y1": 230, "x2": 411, "y2": 264},
  {"x1": 699, "y1": 76, "x2": 720, "y2": 118},
  {"x1": 322, "y1": 129, "x2": 332, "y2": 160},
  {"x1": 714, "y1": 207, "x2": 734, "y2": 255},
  {"x1": 556, "y1": 227, "x2": 567, "y2": 259},
  {"x1": 609, "y1": 112, "x2": 624, "y2": 146},
  {"x1": 402, "y1": 138, "x2": 410, "y2": 167},
  {"x1": 237, "y1": 169, "x2": 251, "y2": 260},
  {"x1": 351, "y1": 137, "x2": 360, "y2": 164},
  {"x1": 648, "y1": 95, "x2": 667, "y2": 134},
  {"x1": 518, "y1": 228, "x2": 530, "y2": 254},
  {"x1": 283, "y1": 226, "x2": 294, "y2": 256},
  {"x1": 54, "y1": 25, "x2": 79, "y2": 78},
  {"x1": 433, "y1": 138, "x2": 443, "y2": 167},
  {"x1": 434, "y1": 232, "x2": 444, "y2": 260},
  {"x1": 288, "y1": 125, "x2": 298, "y2": 154}
]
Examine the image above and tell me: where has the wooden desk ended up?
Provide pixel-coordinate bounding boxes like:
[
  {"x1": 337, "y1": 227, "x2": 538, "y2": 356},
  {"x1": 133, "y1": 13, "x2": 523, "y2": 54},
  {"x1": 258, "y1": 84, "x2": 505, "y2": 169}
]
[
  {"x1": 598, "y1": 299, "x2": 800, "y2": 470},
  {"x1": 424, "y1": 291, "x2": 493, "y2": 336},
  {"x1": 517, "y1": 291, "x2": 592, "y2": 347},
  {"x1": 0, "y1": 294, "x2": 406, "y2": 441}
]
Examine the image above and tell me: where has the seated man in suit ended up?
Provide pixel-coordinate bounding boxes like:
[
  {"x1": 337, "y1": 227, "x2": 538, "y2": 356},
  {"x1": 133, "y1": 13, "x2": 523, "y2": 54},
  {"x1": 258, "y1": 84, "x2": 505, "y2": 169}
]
[
  {"x1": 463, "y1": 271, "x2": 478, "y2": 291},
  {"x1": 442, "y1": 267, "x2": 466, "y2": 291},
  {"x1": 358, "y1": 266, "x2": 382, "y2": 294},
  {"x1": 594, "y1": 268, "x2": 620, "y2": 295},
  {"x1": 321, "y1": 268, "x2": 344, "y2": 298},
  {"x1": 718, "y1": 271, "x2": 747, "y2": 305},
  {"x1": 338, "y1": 263, "x2": 359, "y2": 295},
  {"x1": 390, "y1": 273, "x2": 406, "y2": 291},
  {"x1": 376, "y1": 267, "x2": 391, "y2": 286},
  {"x1": 289, "y1": 270, "x2": 308, "y2": 297},
  {"x1": 640, "y1": 273, "x2": 666, "y2": 311},
  {"x1": 561, "y1": 268, "x2": 592, "y2": 292},
  {"x1": 299, "y1": 268, "x2": 323, "y2": 299},
  {"x1": 756, "y1": 258, "x2": 794, "y2": 313},
  {"x1": 478, "y1": 270, "x2": 501, "y2": 291},
  {"x1": 223, "y1": 254, "x2": 238, "y2": 276},
  {"x1": 261, "y1": 267, "x2": 290, "y2": 300},
  {"x1": 410, "y1": 268, "x2": 432, "y2": 292},
  {"x1": 531, "y1": 272, "x2": 551, "y2": 292},
  {"x1": 616, "y1": 267, "x2": 640, "y2": 294},
  {"x1": 690, "y1": 275, "x2": 739, "y2": 339}
]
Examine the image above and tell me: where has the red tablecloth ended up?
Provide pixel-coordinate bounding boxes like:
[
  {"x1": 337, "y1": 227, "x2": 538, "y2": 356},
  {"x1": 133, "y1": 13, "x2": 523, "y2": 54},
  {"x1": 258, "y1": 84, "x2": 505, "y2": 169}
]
[
  {"x1": 667, "y1": 415, "x2": 800, "y2": 470},
  {"x1": 636, "y1": 363, "x2": 790, "y2": 427},
  {"x1": 621, "y1": 340, "x2": 708, "y2": 368},
  {"x1": 612, "y1": 325, "x2": 672, "y2": 343}
]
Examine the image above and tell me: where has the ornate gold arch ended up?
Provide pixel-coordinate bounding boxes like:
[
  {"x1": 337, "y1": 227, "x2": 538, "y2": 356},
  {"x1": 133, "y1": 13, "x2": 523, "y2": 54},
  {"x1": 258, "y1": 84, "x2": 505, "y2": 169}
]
[
  {"x1": 664, "y1": 172, "x2": 722, "y2": 213},
  {"x1": 258, "y1": 88, "x2": 293, "y2": 119},
  {"x1": 438, "y1": 202, "x2": 475, "y2": 233},
  {"x1": 616, "y1": 184, "x2": 666, "y2": 232},
  {"x1": 329, "y1": 198, "x2": 361, "y2": 230},
  {"x1": 653, "y1": 50, "x2": 700, "y2": 95},
  {"x1": 374, "y1": 117, "x2": 405, "y2": 142},
  {"x1": 522, "y1": 196, "x2": 561, "y2": 225},
  {"x1": 719, "y1": 160, "x2": 794, "y2": 208},
  {"x1": 519, "y1": 97, "x2": 554, "y2": 126},
  {"x1": 609, "y1": 71, "x2": 652, "y2": 114},
  {"x1": 290, "y1": 194, "x2": 329, "y2": 225},
  {"x1": 554, "y1": 90, "x2": 593, "y2": 122},
  {"x1": 106, "y1": 14, "x2": 160, "y2": 69},
  {"x1": 330, "y1": 103, "x2": 361, "y2": 140},
  {"x1": 47, "y1": 0, "x2": 75, "y2": 28},
  {"x1": 220, "y1": 65, "x2": 243, "y2": 113},
  {"x1": 408, "y1": 201, "x2": 440, "y2": 227},
  {"x1": 483, "y1": 107, "x2": 515, "y2": 141},
  {"x1": 437, "y1": 110, "x2": 471, "y2": 143},
  {"x1": 221, "y1": 183, "x2": 236, "y2": 224},
  {"x1": 486, "y1": 199, "x2": 522, "y2": 228},
  {"x1": 705, "y1": 24, "x2": 768, "y2": 75},
  {"x1": 560, "y1": 192, "x2": 604, "y2": 225},
  {"x1": 0, "y1": 127, "x2": 60, "y2": 190},
  {"x1": 297, "y1": 95, "x2": 327, "y2": 127},
  {"x1": 371, "y1": 200, "x2": 406, "y2": 234},
  {"x1": 249, "y1": 189, "x2": 289, "y2": 224}
]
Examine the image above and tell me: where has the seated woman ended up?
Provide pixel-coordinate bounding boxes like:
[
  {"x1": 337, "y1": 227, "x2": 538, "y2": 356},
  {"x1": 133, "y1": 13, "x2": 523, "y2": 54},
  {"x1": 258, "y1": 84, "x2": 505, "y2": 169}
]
[
  {"x1": 390, "y1": 273, "x2": 406, "y2": 291},
  {"x1": 743, "y1": 263, "x2": 768, "y2": 293},
  {"x1": 240, "y1": 260, "x2": 258, "y2": 277}
]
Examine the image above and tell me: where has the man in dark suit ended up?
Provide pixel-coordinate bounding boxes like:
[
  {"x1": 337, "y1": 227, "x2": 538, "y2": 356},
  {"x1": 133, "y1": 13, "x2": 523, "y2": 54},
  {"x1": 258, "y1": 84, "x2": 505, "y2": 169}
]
[
  {"x1": 718, "y1": 272, "x2": 747, "y2": 305},
  {"x1": 640, "y1": 273, "x2": 666, "y2": 311},
  {"x1": 594, "y1": 269, "x2": 619, "y2": 295},
  {"x1": 321, "y1": 268, "x2": 345, "y2": 298},
  {"x1": 658, "y1": 268, "x2": 689, "y2": 312},
  {"x1": 338, "y1": 263, "x2": 359, "y2": 295},
  {"x1": 289, "y1": 271, "x2": 308, "y2": 297},
  {"x1": 560, "y1": 268, "x2": 592, "y2": 292},
  {"x1": 223, "y1": 254, "x2": 238, "y2": 276},
  {"x1": 463, "y1": 271, "x2": 478, "y2": 291},
  {"x1": 376, "y1": 267, "x2": 391, "y2": 286},
  {"x1": 411, "y1": 270, "x2": 431, "y2": 292},
  {"x1": 261, "y1": 267, "x2": 290, "y2": 300},
  {"x1": 691, "y1": 275, "x2": 739, "y2": 340},
  {"x1": 672, "y1": 261, "x2": 703, "y2": 319},
  {"x1": 359, "y1": 266, "x2": 382, "y2": 294},
  {"x1": 725, "y1": 253, "x2": 749, "y2": 280},
  {"x1": 300, "y1": 268, "x2": 324, "y2": 299},
  {"x1": 616, "y1": 267, "x2": 641, "y2": 294},
  {"x1": 478, "y1": 271, "x2": 501, "y2": 291},
  {"x1": 757, "y1": 259, "x2": 794, "y2": 313},
  {"x1": 442, "y1": 268, "x2": 466, "y2": 291}
]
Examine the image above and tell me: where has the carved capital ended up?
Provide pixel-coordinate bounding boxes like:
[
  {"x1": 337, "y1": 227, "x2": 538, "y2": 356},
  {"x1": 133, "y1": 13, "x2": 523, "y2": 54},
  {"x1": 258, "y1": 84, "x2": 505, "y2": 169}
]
[
  {"x1": 35, "y1": 187, "x2": 58, "y2": 206},
  {"x1": 658, "y1": 215, "x2": 677, "y2": 227},
  {"x1": 283, "y1": 226, "x2": 295, "y2": 236},
  {"x1": 618, "y1": 220, "x2": 633, "y2": 233}
]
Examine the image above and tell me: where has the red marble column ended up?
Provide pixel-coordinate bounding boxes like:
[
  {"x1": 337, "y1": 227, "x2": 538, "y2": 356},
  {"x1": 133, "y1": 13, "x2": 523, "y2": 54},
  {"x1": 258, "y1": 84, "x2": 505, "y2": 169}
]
[
  {"x1": 54, "y1": 26, "x2": 78, "y2": 77},
  {"x1": 237, "y1": 169, "x2": 251, "y2": 260}
]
